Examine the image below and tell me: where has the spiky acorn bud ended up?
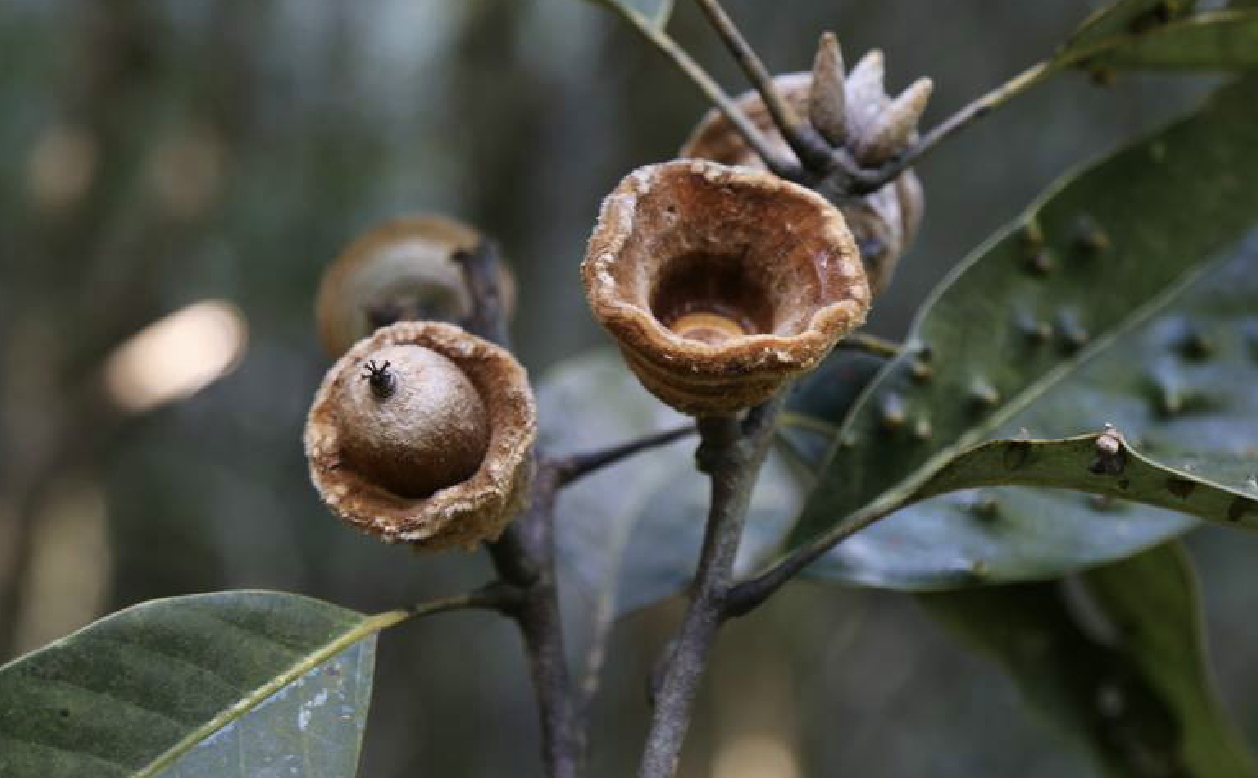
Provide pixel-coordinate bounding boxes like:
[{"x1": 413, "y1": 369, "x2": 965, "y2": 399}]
[{"x1": 680, "y1": 38, "x2": 931, "y2": 296}]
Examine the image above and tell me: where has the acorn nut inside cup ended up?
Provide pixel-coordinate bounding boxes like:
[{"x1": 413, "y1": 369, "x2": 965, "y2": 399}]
[
  {"x1": 582, "y1": 159, "x2": 870, "y2": 416},
  {"x1": 335, "y1": 345, "x2": 489, "y2": 499},
  {"x1": 305, "y1": 321, "x2": 536, "y2": 550}
]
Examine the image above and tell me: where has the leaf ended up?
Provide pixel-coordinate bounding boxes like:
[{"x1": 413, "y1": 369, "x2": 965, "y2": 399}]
[
  {"x1": 583, "y1": 0, "x2": 675, "y2": 29},
  {"x1": 785, "y1": 77, "x2": 1258, "y2": 589},
  {"x1": 922, "y1": 543, "x2": 1256, "y2": 777},
  {"x1": 0, "y1": 591, "x2": 400, "y2": 777},
  {"x1": 1065, "y1": 0, "x2": 1200, "y2": 52},
  {"x1": 1082, "y1": 545, "x2": 1256, "y2": 775},
  {"x1": 914, "y1": 433, "x2": 1258, "y2": 528},
  {"x1": 799, "y1": 228, "x2": 1258, "y2": 589},
  {"x1": 1083, "y1": 10, "x2": 1258, "y2": 70},
  {"x1": 778, "y1": 348, "x2": 888, "y2": 472}
]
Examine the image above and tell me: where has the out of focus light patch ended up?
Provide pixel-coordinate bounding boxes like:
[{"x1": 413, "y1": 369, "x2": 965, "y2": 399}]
[
  {"x1": 15, "y1": 477, "x2": 111, "y2": 655},
  {"x1": 26, "y1": 124, "x2": 97, "y2": 210},
  {"x1": 104, "y1": 300, "x2": 248, "y2": 413},
  {"x1": 712, "y1": 734, "x2": 800, "y2": 778}
]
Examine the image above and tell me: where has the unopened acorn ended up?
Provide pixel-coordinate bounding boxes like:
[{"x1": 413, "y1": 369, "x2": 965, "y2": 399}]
[
  {"x1": 680, "y1": 34, "x2": 931, "y2": 295},
  {"x1": 304, "y1": 321, "x2": 536, "y2": 550},
  {"x1": 582, "y1": 158, "x2": 869, "y2": 415},
  {"x1": 315, "y1": 214, "x2": 516, "y2": 358}
]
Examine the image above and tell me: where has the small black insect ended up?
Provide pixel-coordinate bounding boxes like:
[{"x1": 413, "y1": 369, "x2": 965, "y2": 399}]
[{"x1": 362, "y1": 359, "x2": 397, "y2": 399}]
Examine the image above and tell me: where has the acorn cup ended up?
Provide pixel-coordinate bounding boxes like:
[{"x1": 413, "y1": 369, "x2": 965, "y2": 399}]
[
  {"x1": 315, "y1": 214, "x2": 517, "y2": 358},
  {"x1": 582, "y1": 159, "x2": 870, "y2": 416},
  {"x1": 680, "y1": 35, "x2": 931, "y2": 296},
  {"x1": 304, "y1": 321, "x2": 536, "y2": 550}
]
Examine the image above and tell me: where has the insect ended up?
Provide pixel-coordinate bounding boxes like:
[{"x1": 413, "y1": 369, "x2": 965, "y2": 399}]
[{"x1": 361, "y1": 359, "x2": 396, "y2": 399}]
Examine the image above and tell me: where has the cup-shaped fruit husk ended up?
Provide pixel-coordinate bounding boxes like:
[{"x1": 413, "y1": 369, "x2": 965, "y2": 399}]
[
  {"x1": 583, "y1": 159, "x2": 869, "y2": 415},
  {"x1": 316, "y1": 214, "x2": 517, "y2": 358},
  {"x1": 305, "y1": 321, "x2": 536, "y2": 550}
]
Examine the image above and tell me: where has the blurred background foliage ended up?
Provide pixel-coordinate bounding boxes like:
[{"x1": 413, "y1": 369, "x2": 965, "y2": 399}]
[{"x1": 2, "y1": 0, "x2": 1256, "y2": 775}]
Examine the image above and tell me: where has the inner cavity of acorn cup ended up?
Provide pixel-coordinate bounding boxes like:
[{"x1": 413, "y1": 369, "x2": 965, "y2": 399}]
[{"x1": 650, "y1": 250, "x2": 774, "y2": 345}]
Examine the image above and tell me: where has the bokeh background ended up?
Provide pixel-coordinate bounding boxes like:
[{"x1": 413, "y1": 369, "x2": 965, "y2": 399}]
[{"x1": 2, "y1": 1, "x2": 1257, "y2": 775}]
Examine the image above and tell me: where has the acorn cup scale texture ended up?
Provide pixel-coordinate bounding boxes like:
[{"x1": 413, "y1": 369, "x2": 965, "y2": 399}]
[
  {"x1": 583, "y1": 159, "x2": 870, "y2": 415},
  {"x1": 305, "y1": 321, "x2": 536, "y2": 550}
]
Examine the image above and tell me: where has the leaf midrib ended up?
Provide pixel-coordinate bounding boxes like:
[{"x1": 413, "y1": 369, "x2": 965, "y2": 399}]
[
  {"x1": 807, "y1": 225, "x2": 1237, "y2": 536},
  {"x1": 136, "y1": 608, "x2": 405, "y2": 777}
]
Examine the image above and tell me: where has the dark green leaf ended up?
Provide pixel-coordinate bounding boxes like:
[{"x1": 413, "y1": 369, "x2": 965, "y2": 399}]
[
  {"x1": 923, "y1": 544, "x2": 1256, "y2": 777},
  {"x1": 804, "y1": 227, "x2": 1258, "y2": 589},
  {"x1": 1084, "y1": 545, "x2": 1257, "y2": 774},
  {"x1": 1065, "y1": 0, "x2": 1200, "y2": 52},
  {"x1": 915, "y1": 433, "x2": 1258, "y2": 529},
  {"x1": 1082, "y1": 11, "x2": 1258, "y2": 70},
  {"x1": 0, "y1": 591, "x2": 398, "y2": 777},
  {"x1": 786, "y1": 78, "x2": 1258, "y2": 589},
  {"x1": 778, "y1": 348, "x2": 888, "y2": 472}
]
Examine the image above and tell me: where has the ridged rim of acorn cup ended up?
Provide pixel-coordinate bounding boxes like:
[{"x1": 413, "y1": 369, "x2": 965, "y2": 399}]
[
  {"x1": 582, "y1": 159, "x2": 869, "y2": 415},
  {"x1": 304, "y1": 320, "x2": 536, "y2": 550}
]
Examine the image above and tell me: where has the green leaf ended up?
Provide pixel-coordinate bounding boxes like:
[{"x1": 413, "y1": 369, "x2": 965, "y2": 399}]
[
  {"x1": 1065, "y1": 0, "x2": 1198, "y2": 50},
  {"x1": 778, "y1": 348, "x2": 888, "y2": 472},
  {"x1": 786, "y1": 77, "x2": 1258, "y2": 589},
  {"x1": 584, "y1": 0, "x2": 675, "y2": 29},
  {"x1": 798, "y1": 226, "x2": 1258, "y2": 589},
  {"x1": 542, "y1": 350, "x2": 799, "y2": 621},
  {"x1": 1082, "y1": 545, "x2": 1256, "y2": 775},
  {"x1": 0, "y1": 591, "x2": 401, "y2": 777},
  {"x1": 922, "y1": 544, "x2": 1255, "y2": 777},
  {"x1": 1080, "y1": 10, "x2": 1258, "y2": 70},
  {"x1": 915, "y1": 433, "x2": 1258, "y2": 528}
]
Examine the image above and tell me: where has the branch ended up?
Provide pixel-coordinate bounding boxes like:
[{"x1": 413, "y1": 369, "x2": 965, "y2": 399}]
[
  {"x1": 453, "y1": 239, "x2": 511, "y2": 349},
  {"x1": 835, "y1": 332, "x2": 903, "y2": 359},
  {"x1": 723, "y1": 501, "x2": 898, "y2": 619},
  {"x1": 401, "y1": 582, "x2": 525, "y2": 619},
  {"x1": 638, "y1": 399, "x2": 782, "y2": 778},
  {"x1": 501, "y1": 464, "x2": 581, "y2": 778},
  {"x1": 692, "y1": 0, "x2": 833, "y2": 172},
  {"x1": 602, "y1": 4, "x2": 798, "y2": 178},
  {"x1": 554, "y1": 424, "x2": 695, "y2": 488},
  {"x1": 846, "y1": 59, "x2": 1056, "y2": 194},
  {"x1": 456, "y1": 241, "x2": 580, "y2": 778}
]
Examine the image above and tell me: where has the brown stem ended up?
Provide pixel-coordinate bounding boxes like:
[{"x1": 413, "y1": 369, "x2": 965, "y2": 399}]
[
  {"x1": 836, "y1": 332, "x2": 904, "y2": 359},
  {"x1": 724, "y1": 501, "x2": 897, "y2": 619},
  {"x1": 638, "y1": 400, "x2": 781, "y2": 778},
  {"x1": 495, "y1": 464, "x2": 581, "y2": 778},
  {"x1": 554, "y1": 424, "x2": 695, "y2": 488},
  {"x1": 692, "y1": 0, "x2": 834, "y2": 172},
  {"x1": 846, "y1": 59, "x2": 1055, "y2": 195},
  {"x1": 458, "y1": 244, "x2": 580, "y2": 778},
  {"x1": 401, "y1": 582, "x2": 525, "y2": 619},
  {"x1": 453, "y1": 240, "x2": 511, "y2": 349},
  {"x1": 600, "y1": 2, "x2": 799, "y2": 178}
]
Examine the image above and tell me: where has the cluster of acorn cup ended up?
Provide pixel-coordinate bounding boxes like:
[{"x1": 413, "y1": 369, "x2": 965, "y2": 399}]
[{"x1": 304, "y1": 35, "x2": 928, "y2": 549}]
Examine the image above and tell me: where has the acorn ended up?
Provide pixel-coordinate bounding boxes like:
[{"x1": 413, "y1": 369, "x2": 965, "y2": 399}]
[
  {"x1": 680, "y1": 36, "x2": 931, "y2": 295},
  {"x1": 304, "y1": 321, "x2": 536, "y2": 550},
  {"x1": 315, "y1": 214, "x2": 516, "y2": 358},
  {"x1": 582, "y1": 159, "x2": 869, "y2": 415}
]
